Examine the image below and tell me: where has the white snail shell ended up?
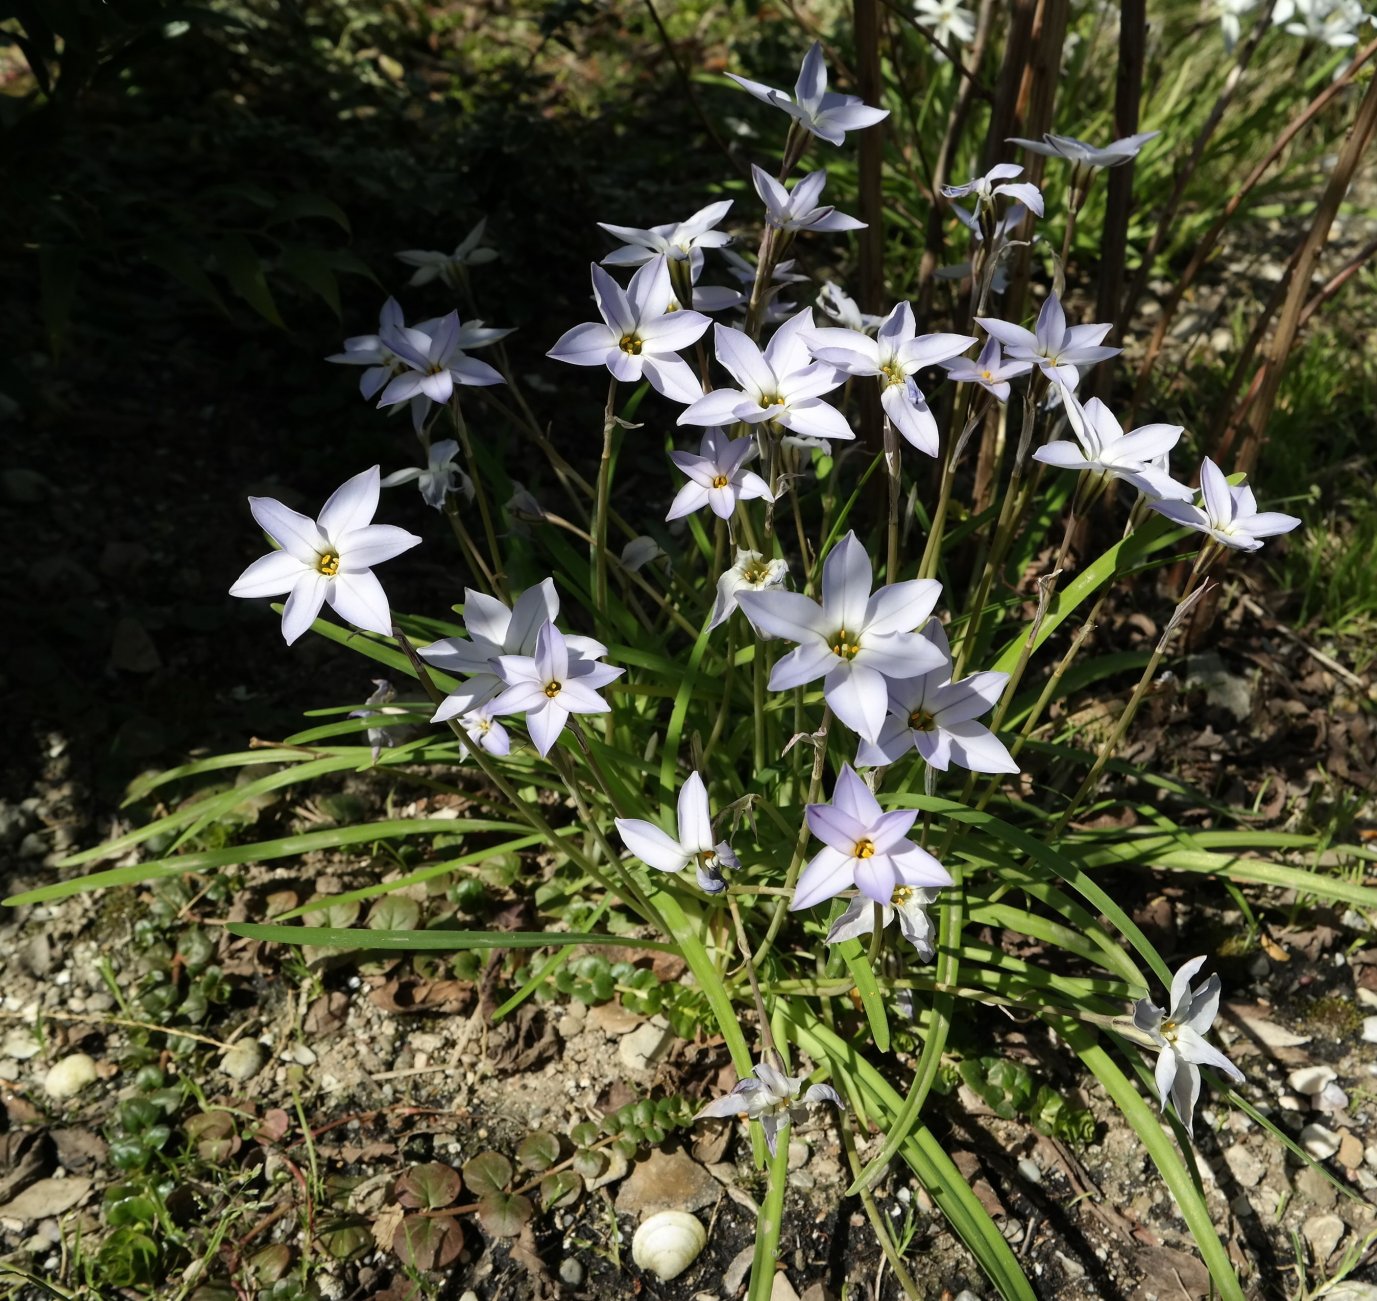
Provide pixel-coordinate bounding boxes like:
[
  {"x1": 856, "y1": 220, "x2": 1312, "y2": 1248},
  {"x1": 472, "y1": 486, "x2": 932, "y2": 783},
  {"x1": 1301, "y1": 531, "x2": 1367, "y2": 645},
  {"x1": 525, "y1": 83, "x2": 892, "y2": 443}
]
[{"x1": 631, "y1": 1210, "x2": 708, "y2": 1282}]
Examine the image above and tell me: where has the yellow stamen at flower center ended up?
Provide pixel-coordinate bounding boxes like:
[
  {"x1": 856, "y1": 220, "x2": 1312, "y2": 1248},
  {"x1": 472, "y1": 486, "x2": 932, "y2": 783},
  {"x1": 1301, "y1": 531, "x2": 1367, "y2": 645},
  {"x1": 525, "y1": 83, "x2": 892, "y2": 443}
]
[
  {"x1": 1161, "y1": 1018, "x2": 1179, "y2": 1043},
  {"x1": 854, "y1": 838, "x2": 876, "y2": 859},
  {"x1": 759, "y1": 393, "x2": 785, "y2": 409},
  {"x1": 697, "y1": 849, "x2": 717, "y2": 869},
  {"x1": 891, "y1": 885, "x2": 914, "y2": 907},
  {"x1": 908, "y1": 708, "x2": 936, "y2": 732},
  {"x1": 743, "y1": 564, "x2": 771, "y2": 586},
  {"x1": 618, "y1": 335, "x2": 643, "y2": 356},
  {"x1": 980, "y1": 369, "x2": 994, "y2": 381},
  {"x1": 880, "y1": 362, "x2": 906, "y2": 388},
  {"x1": 711, "y1": 474, "x2": 730, "y2": 489},
  {"x1": 830, "y1": 629, "x2": 861, "y2": 659},
  {"x1": 543, "y1": 681, "x2": 562, "y2": 699},
  {"x1": 316, "y1": 552, "x2": 341, "y2": 577},
  {"x1": 476, "y1": 718, "x2": 491, "y2": 734}
]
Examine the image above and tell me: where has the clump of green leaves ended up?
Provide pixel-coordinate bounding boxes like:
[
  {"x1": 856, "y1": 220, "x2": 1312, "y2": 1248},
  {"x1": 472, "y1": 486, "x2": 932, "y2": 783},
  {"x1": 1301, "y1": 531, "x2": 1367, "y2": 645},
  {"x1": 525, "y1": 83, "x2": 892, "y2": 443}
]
[{"x1": 942, "y1": 1057, "x2": 1096, "y2": 1145}]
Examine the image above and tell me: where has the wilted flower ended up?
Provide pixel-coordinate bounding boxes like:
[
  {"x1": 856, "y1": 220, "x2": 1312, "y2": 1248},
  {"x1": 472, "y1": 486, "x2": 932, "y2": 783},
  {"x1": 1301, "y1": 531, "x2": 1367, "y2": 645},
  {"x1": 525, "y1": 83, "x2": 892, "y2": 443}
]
[
  {"x1": 826, "y1": 886, "x2": 940, "y2": 959},
  {"x1": 752, "y1": 166, "x2": 865, "y2": 235},
  {"x1": 1007, "y1": 130, "x2": 1161, "y2": 171},
  {"x1": 614, "y1": 773, "x2": 739, "y2": 894},
  {"x1": 940, "y1": 337, "x2": 1032, "y2": 402},
  {"x1": 229, "y1": 466, "x2": 421, "y2": 645},
  {"x1": 419, "y1": 580, "x2": 606, "y2": 722},
  {"x1": 736, "y1": 532, "x2": 945, "y2": 742},
  {"x1": 1132, "y1": 956, "x2": 1244, "y2": 1136},
  {"x1": 598, "y1": 201, "x2": 734, "y2": 267},
  {"x1": 809, "y1": 303, "x2": 975, "y2": 456},
  {"x1": 488, "y1": 621, "x2": 623, "y2": 757},
  {"x1": 708, "y1": 549, "x2": 790, "y2": 631},
  {"x1": 856, "y1": 618, "x2": 1017, "y2": 772},
  {"x1": 377, "y1": 310, "x2": 507, "y2": 411},
  {"x1": 350, "y1": 679, "x2": 403, "y2": 763},
  {"x1": 1033, "y1": 387, "x2": 1193, "y2": 501},
  {"x1": 793, "y1": 765, "x2": 951, "y2": 910},
  {"x1": 942, "y1": 163, "x2": 1045, "y2": 232},
  {"x1": 977, "y1": 293, "x2": 1121, "y2": 390},
  {"x1": 1148, "y1": 457, "x2": 1301, "y2": 551},
  {"x1": 380, "y1": 438, "x2": 475, "y2": 510},
  {"x1": 395, "y1": 218, "x2": 498, "y2": 287},
  {"x1": 697, "y1": 1058, "x2": 841, "y2": 1156},
  {"x1": 547, "y1": 258, "x2": 710, "y2": 404},
  {"x1": 726, "y1": 41, "x2": 889, "y2": 147},
  {"x1": 667, "y1": 427, "x2": 774, "y2": 521},
  {"x1": 678, "y1": 313, "x2": 851, "y2": 445},
  {"x1": 816, "y1": 282, "x2": 883, "y2": 333}
]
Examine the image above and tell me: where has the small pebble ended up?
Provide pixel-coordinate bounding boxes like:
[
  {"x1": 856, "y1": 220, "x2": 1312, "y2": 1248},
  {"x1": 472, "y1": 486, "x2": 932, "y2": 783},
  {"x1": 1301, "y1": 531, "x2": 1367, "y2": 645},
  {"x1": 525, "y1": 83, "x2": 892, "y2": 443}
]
[
  {"x1": 1303, "y1": 1212, "x2": 1345, "y2": 1264},
  {"x1": 1362, "y1": 1016, "x2": 1377, "y2": 1044},
  {"x1": 2, "y1": 1029, "x2": 41, "y2": 1061},
  {"x1": 1300, "y1": 1124, "x2": 1341, "y2": 1161},
  {"x1": 1288, "y1": 1065, "x2": 1336, "y2": 1096},
  {"x1": 1017, "y1": 1158, "x2": 1042, "y2": 1185},
  {"x1": 219, "y1": 1040, "x2": 267, "y2": 1082},
  {"x1": 43, "y1": 1054, "x2": 97, "y2": 1100},
  {"x1": 558, "y1": 1257, "x2": 584, "y2": 1287}
]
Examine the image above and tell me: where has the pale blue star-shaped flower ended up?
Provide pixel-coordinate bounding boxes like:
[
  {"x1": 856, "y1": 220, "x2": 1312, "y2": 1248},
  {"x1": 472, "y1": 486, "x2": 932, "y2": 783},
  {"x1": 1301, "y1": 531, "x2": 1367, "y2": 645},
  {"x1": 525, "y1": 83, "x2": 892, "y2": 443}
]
[
  {"x1": 977, "y1": 293, "x2": 1121, "y2": 391},
  {"x1": 697, "y1": 1059, "x2": 841, "y2": 1156},
  {"x1": 1148, "y1": 457, "x2": 1301, "y2": 551},
  {"x1": 380, "y1": 438, "x2": 475, "y2": 510},
  {"x1": 752, "y1": 165, "x2": 865, "y2": 235},
  {"x1": 667, "y1": 428, "x2": 774, "y2": 521},
  {"x1": 726, "y1": 41, "x2": 889, "y2": 146},
  {"x1": 614, "y1": 772, "x2": 739, "y2": 895}
]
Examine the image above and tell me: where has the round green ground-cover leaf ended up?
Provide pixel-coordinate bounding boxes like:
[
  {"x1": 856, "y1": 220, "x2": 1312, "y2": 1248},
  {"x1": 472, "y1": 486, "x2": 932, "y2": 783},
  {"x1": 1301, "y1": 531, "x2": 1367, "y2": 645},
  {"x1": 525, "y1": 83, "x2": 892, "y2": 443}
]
[
  {"x1": 477, "y1": 1192, "x2": 533, "y2": 1237},
  {"x1": 396, "y1": 1162, "x2": 461, "y2": 1210},
  {"x1": 463, "y1": 1151, "x2": 512, "y2": 1196},
  {"x1": 516, "y1": 1131, "x2": 561, "y2": 1172},
  {"x1": 540, "y1": 1171, "x2": 582, "y2": 1208},
  {"x1": 393, "y1": 1213, "x2": 464, "y2": 1270}
]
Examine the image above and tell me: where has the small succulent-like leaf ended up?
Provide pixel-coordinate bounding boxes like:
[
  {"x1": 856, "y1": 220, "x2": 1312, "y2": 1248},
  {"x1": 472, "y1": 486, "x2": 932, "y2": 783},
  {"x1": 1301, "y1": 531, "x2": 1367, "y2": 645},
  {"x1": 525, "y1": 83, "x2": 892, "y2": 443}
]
[
  {"x1": 246, "y1": 1243, "x2": 292, "y2": 1285},
  {"x1": 516, "y1": 1130, "x2": 561, "y2": 1172},
  {"x1": 476, "y1": 1191, "x2": 533, "y2": 1238},
  {"x1": 301, "y1": 896, "x2": 361, "y2": 929},
  {"x1": 569, "y1": 1121, "x2": 600, "y2": 1148},
  {"x1": 392, "y1": 1213, "x2": 464, "y2": 1271},
  {"x1": 540, "y1": 1171, "x2": 582, "y2": 1209},
  {"x1": 318, "y1": 1219, "x2": 373, "y2": 1260},
  {"x1": 395, "y1": 1162, "x2": 461, "y2": 1210},
  {"x1": 462, "y1": 1150, "x2": 513, "y2": 1196},
  {"x1": 571, "y1": 1149, "x2": 608, "y2": 1179},
  {"x1": 367, "y1": 894, "x2": 421, "y2": 932}
]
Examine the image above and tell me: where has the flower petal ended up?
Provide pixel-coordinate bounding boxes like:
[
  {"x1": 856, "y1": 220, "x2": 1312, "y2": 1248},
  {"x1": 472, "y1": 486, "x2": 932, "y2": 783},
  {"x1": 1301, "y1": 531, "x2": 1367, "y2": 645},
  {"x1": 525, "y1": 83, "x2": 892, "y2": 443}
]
[
  {"x1": 615, "y1": 818, "x2": 691, "y2": 873},
  {"x1": 230, "y1": 549, "x2": 307, "y2": 599},
  {"x1": 328, "y1": 568, "x2": 393, "y2": 636},
  {"x1": 249, "y1": 496, "x2": 326, "y2": 563},
  {"x1": 317, "y1": 466, "x2": 381, "y2": 540}
]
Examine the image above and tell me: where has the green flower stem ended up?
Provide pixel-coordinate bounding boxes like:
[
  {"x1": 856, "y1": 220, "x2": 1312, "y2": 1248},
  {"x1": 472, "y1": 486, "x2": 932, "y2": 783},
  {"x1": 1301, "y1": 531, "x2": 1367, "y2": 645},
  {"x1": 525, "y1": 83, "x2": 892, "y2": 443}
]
[
  {"x1": 751, "y1": 709, "x2": 832, "y2": 966},
  {"x1": 442, "y1": 496, "x2": 498, "y2": 591},
  {"x1": 753, "y1": 640, "x2": 768, "y2": 776},
  {"x1": 747, "y1": 1121, "x2": 791, "y2": 1301},
  {"x1": 838, "y1": 1112, "x2": 922, "y2": 1300},
  {"x1": 884, "y1": 415, "x2": 902, "y2": 582},
  {"x1": 1052, "y1": 547, "x2": 1215, "y2": 834},
  {"x1": 593, "y1": 377, "x2": 619, "y2": 618},
  {"x1": 452, "y1": 396, "x2": 507, "y2": 601},
  {"x1": 728, "y1": 893, "x2": 776, "y2": 1061}
]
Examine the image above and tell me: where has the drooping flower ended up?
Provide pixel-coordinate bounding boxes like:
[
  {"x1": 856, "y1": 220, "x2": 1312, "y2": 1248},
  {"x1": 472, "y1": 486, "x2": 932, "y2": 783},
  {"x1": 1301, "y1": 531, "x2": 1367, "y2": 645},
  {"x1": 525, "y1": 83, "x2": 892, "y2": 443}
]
[
  {"x1": 752, "y1": 166, "x2": 865, "y2": 235},
  {"x1": 940, "y1": 336, "x2": 1032, "y2": 402},
  {"x1": 697, "y1": 1058, "x2": 841, "y2": 1156},
  {"x1": 1132, "y1": 956, "x2": 1244, "y2": 1136},
  {"x1": 913, "y1": 0, "x2": 978, "y2": 52},
  {"x1": 726, "y1": 41, "x2": 889, "y2": 147},
  {"x1": 229, "y1": 467, "x2": 422, "y2": 645},
  {"x1": 419, "y1": 580, "x2": 606, "y2": 722},
  {"x1": 735, "y1": 532, "x2": 945, "y2": 742},
  {"x1": 395, "y1": 218, "x2": 499, "y2": 287},
  {"x1": 856, "y1": 618, "x2": 1017, "y2": 772},
  {"x1": 976, "y1": 293, "x2": 1121, "y2": 390},
  {"x1": 816, "y1": 281, "x2": 884, "y2": 333},
  {"x1": 380, "y1": 438, "x2": 475, "y2": 511},
  {"x1": 1147, "y1": 457, "x2": 1301, "y2": 552},
  {"x1": 598, "y1": 201, "x2": 734, "y2": 267},
  {"x1": 809, "y1": 303, "x2": 975, "y2": 456},
  {"x1": 376, "y1": 310, "x2": 507, "y2": 411},
  {"x1": 488, "y1": 620, "x2": 623, "y2": 756},
  {"x1": 614, "y1": 772, "x2": 739, "y2": 894},
  {"x1": 667, "y1": 428, "x2": 774, "y2": 521},
  {"x1": 547, "y1": 258, "x2": 710, "y2": 404},
  {"x1": 678, "y1": 313, "x2": 851, "y2": 445},
  {"x1": 826, "y1": 886, "x2": 940, "y2": 959},
  {"x1": 942, "y1": 163, "x2": 1045, "y2": 232},
  {"x1": 793, "y1": 765, "x2": 951, "y2": 911},
  {"x1": 708, "y1": 549, "x2": 790, "y2": 631},
  {"x1": 1033, "y1": 387, "x2": 1193, "y2": 501},
  {"x1": 349, "y1": 679, "x2": 404, "y2": 764},
  {"x1": 1007, "y1": 130, "x2": 1161, "y2": 171}
]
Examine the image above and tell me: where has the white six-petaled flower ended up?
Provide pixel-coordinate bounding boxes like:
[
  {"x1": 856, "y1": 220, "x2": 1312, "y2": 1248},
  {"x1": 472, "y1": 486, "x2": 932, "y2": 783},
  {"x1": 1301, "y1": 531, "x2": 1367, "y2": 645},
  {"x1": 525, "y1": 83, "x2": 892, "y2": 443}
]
[
  {"x1": 598, "y1": 200, "x2": 734, "y2": 267},
  {"x1": 856, "y1": 618, "x2": 1018, "y2": 772},
  {"x1": 395, "y1": 218, "x2": 499, "y2": 287},
  {"x1": 488, "y1": 620, "x2": 623, "y2": 757},
  {"x1": 697, "y1": 1059, "x2": 841, "y2": 1156},
  {"x1": 1148, "y1": 457, "x2": 1302, "y2": 552},
  {"x1": 709, "y1": 549, "x2": 791, "y2": 631},
  {"x1": 942, "y1": 163, "x2": 1045, "y2": 232},
  {"x1": 726, "y1": 41, "x2": 889, "y2": 146},
  {"x1": 230, "y1": 467, "x2": 422, "y2": 645},
  {"x1": 1033, "y1": 387, "x2": 1192, "y2": 501},
  {"x1": 667, "y1": 428, "x2": 775, "y2": 522},
  {"x1": 826, "y1": 885, "x2": 940, "y2": 960},
  {"x1": 380, "y1": 438, "x2": 475, "y2": 511},
  {"x1": 940, "y1": 336, "x2": 1032, "y2": 403},
  {"x1": 614, "y1": 772, "x2": 739, "y2": 895},
  {"x1": 678, "y1": 312, "x2": 852, "y2": 445},
  {"x1": 419, "y1": 580, "x2": 606, "y2": 723},
  {"x1": 1007, "y1": 130, "x2": 1161, "y2": 171},
  {"x1": 377, "y1": 310, "x2": 507, "y2": 410},
  {"x1": 794, "y1": 764, "x2": 951, "y2": 911},
  {"x1": 735, "y1": 531, "x2": 945, "y2": 742},
  {"x1": 752, "y1": 166, "x2": 865, "y2": 235},
  {"x1": 1132, "y1": 956, "x2": 1244, "y2": 1136},
  {"x1": 547, "y1": 258, "x2": 710, "y2": 404},
  {"x1": 809, "y1": 303, "x2": 975, "y2": 456},
  {"x1": 977, "y1": 293, "x2": 1121, "y2": 391}
]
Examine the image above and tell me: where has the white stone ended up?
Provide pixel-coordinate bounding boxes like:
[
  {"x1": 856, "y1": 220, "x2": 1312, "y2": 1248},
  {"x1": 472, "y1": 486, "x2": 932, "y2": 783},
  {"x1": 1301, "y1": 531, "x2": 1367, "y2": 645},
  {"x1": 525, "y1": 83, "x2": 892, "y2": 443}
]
[
  {"x1": 43, "y1": 1054, "x2": 97, "y2": 1100},
  {"x1": 1300, "y1": 1124, "x2": 1342, "y2": 1161},
  {"x1": 619, "y1": 1018, "x2": 672, "y2": 1073},
  {"x1": 1288, "y1": 1066, "x2": 1337, "y2": 1096},
  {"x1": 1361, "y1": 1016, "x2": 1377, "y2": 1044},
  {"x1": 1223, "y1": 1145, "x2": 1265, "y2": 1188},
  {"x1": 2, "y1": 1029, "x2": 41, "y2": 1061},
  {"x1": 1357, "y1": 988, "x2": 1377, "y2": 1009},
  {"x1": 1302, "y1": 1212, "x2": 1345, "y2": 1264},
  {"x1": 1017, "y1": 1159, "x2": 1043, "y2": 1184},
  {"x1": 219, "y1": 1040, "x2": 267, "y2": 1082}
]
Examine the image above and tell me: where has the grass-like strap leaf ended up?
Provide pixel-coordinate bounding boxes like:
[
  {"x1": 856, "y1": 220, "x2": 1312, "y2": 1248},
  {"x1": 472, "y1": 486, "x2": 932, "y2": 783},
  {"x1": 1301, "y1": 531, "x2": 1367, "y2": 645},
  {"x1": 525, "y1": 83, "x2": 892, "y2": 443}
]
[{"x1": 226, "y1": 923, "x2": 675, "y2": 952}]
